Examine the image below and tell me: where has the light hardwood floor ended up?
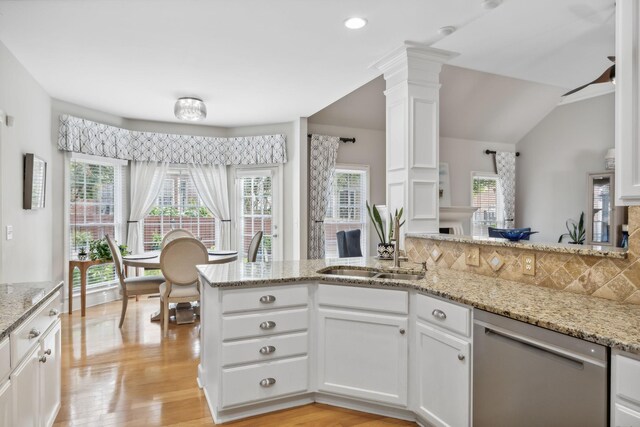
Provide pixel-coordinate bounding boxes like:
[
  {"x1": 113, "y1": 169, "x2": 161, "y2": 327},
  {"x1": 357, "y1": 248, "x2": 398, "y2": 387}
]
[{"x1": 54, "y1": 297, "x2": 417, "y2": 426}]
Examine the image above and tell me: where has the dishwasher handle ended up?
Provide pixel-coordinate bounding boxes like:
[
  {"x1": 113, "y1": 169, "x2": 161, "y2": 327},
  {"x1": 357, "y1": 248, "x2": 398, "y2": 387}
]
[{"x1": 484, "y1": 327, "x2": 585, "y2": 370}]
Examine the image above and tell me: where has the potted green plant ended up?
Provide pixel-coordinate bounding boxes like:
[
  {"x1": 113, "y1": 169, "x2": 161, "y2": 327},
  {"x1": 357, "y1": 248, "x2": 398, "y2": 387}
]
[
  {"x1": 77, "y1": 246, "x2": 88, "y2": 261},
  {"x1": 366, "y1": 202, "x2": 405, "y2": 259},
  {"x1": 558, "y1": 212, "x2": 586, "y2": 244},
  {"x1": 89, "y1": 238, "x2": 130, "y2": 261}
]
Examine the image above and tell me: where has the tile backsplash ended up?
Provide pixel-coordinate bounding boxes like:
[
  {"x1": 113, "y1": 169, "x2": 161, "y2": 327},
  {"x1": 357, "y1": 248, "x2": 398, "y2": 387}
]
[{"x1": 405, "y1": 206, "x2": 640, "y2": 305}]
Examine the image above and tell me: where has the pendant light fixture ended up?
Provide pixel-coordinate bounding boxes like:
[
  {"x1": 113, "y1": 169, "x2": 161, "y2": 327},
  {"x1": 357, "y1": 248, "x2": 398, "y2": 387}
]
[{"x1": 174, "y1": 97, "x2": 207, "y2": 121}]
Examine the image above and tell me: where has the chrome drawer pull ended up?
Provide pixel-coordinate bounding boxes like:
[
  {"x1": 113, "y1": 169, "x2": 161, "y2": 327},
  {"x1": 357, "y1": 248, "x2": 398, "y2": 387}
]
[
  {"x1": 49, "y1": 309, "x2": 59, "y2": 317},
  {"x1": 259, "y1": 345, "x2": 276, "y2": 355},
  {"x1": 28, "y1": 328, "x2": 41, "y2": 339},
  {"x1": 259, "y1": 321, "x2": 276, "y2": 330},
  {"x1": 259, "y1": 378, "x2": 276, "y2": 387},
  {"x1": 432, "y1": 309, "x2": 447, "y2": 320},
  {"x1": 458, "y1": 353, "x2": 465, "y2": 361},
  {"x1": 39, "y1": 356, "x2": 47, "y2": 364},
  {"x1": 44, "y1": 349, "x2": 52, "y2": 356},
  {"x1": 259, "y1": 295, "x2": 276, "y2": 303}
]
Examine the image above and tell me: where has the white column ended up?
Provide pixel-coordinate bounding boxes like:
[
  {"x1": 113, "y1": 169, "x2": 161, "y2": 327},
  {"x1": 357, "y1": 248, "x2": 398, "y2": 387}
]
[
  {"x1": 373, "y1": 43, "x2": 457, "y2": 240},
  {"x1": 615, "y1": 0, "x2": 640, "y2": 205}
]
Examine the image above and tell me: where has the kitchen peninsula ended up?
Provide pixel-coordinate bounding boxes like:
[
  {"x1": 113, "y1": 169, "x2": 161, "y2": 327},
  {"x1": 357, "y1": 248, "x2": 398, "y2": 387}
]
[{"x1": 197, "y1": 256, "x2": 640, "y2": 426}]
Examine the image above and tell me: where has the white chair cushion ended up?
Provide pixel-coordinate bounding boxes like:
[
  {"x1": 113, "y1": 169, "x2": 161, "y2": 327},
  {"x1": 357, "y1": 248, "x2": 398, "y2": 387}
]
[
  {"x1": 123, "y1": 275, "x2": 164, "y2": 292},
  {"x1": 159, "y1": 282, "x2": 200, "y2": 299}
]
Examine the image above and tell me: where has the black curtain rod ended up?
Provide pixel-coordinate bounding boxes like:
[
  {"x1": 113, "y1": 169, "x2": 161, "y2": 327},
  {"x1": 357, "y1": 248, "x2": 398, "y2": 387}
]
[
  {"x1": 485, "y1": 149, "x2": 520, "y2": 157},
  {"x1": 307, "y1": 134, "x2": 356, "y2": 143}
]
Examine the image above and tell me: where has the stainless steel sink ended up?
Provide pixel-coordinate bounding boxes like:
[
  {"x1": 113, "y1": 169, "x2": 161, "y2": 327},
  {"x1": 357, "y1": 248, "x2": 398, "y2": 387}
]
[
  {"x1": 374, "y1": 272, "x2": 425, "y2": 281},
  {"x1": 319, "y1": 267, "x2": 424, "y2": 281},
  {"x1": 320, "y1": 268, "x2": 380, "y2": 278}
]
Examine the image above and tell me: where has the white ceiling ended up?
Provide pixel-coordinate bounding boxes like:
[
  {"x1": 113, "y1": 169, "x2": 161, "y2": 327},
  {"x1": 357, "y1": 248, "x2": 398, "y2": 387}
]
[{"x1": 0, "y1": 0, "x2": 615, "y2": 127}]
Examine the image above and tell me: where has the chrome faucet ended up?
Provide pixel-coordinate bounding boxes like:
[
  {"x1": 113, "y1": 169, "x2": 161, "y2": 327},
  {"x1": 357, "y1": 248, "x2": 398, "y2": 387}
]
[{"x1": 393, "y1": 215, "x2": 401, "y2": 268}]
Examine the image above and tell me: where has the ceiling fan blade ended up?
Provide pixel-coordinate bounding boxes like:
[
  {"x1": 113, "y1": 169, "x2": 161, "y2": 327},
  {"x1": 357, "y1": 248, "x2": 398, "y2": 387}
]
[{"x1": 562, "y1": 65, "x2": 615, "y2": 97}]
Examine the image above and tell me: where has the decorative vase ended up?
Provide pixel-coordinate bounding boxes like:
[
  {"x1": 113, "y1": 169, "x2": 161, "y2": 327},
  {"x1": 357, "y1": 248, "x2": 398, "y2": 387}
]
[
  {"x1": 377, "y1": 243, "x2": 395, "y2": 260},
  {"x1": 78, "y1": 248, "x2": 88, "y2": 261}
]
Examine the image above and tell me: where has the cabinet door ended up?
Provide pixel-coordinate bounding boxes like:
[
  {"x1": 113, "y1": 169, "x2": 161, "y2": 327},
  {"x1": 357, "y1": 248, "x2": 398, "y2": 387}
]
[
  {"x1": 415, "y1": 322, "x2": 470, "y2": 427},
  {"x1": 12, "y1": 346, "x2": 40, "y2": 427},
  {"x1": 40, "y1": 321, "x2": 61, "y2": 427},
  {"x1": 317, "y1": 308, "x2": 408, "y2": 406},
  {"x1": 0, "y1": 380, "x2": 12, "y2": 427}
]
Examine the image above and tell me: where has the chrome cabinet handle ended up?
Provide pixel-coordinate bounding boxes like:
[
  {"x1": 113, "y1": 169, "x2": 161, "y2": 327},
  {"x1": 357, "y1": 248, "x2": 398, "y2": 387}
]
[
  {"x1": 259, "y1": 295, "x2": 276, "y2": 303},
  {"x1": 49, "y1": 309, "x2": 59, "y2": 317},
  {"x1": 44, "y1": 349, "x2": 52, "y2": 356},
  {"x1": 28, "y1": 328, "x2": 41, "y2": 339},
  {"x1": 399, "y1": 328, "x2": 406, "y2": 335},
  {"x1": 39, "y1": 356, "x2": 47, "y2": 363},
  {"x1": 259, "y1": 321, "x2": 276, "y2": 330},
  {"x1": 259, "y1": 345, "x2": 276, "y2": 355},
  {"x1": 458, "y1": 353, "x2": 465, "y2": 361},
  {"x1": 432, "y1": 309, "x2": 447, "y2": 320},
  {"x1": 259, "y1": 378, "x2": 276, "y2": 387}
]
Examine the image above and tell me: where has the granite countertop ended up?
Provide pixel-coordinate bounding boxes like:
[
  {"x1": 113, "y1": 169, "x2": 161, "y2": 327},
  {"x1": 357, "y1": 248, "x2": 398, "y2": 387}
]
[
  {"x1": 405, "y1": 232, "x2": 628, "y2": 259},
  {"x1": 198, "y1": 258, "x2": 640, "y2": 354},
  {"x1": 0, "y1": 281, "x2": 63, "y2": 341}
]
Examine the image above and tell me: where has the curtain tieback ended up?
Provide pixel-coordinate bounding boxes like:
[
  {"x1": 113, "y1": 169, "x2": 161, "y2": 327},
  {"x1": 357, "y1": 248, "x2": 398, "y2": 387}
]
[
  {"x1": 127, "y1": 220, "x2": 138, "y2": 224},
  {"x1": 220, "y1": 219, "x2": 232, "y2": 222},
  {"x1": 314, "y1": 220, "x2": 324, "y2": 223}
]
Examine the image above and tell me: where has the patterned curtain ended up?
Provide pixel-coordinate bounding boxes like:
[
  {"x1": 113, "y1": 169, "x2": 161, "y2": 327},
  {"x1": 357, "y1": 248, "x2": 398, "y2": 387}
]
[
  {"x1": 496, "y1": 152, "x2": 516, "y2": 228},
  {"x1": 58, "y1": 115, "x2": 287, "y2": 166},
  {"x1": 308, "y1": 135, "x2": 340, "y2": 259}
]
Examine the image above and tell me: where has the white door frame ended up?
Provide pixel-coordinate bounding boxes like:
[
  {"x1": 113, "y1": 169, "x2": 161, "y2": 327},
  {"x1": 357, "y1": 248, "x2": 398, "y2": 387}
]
[{"x1": 231, "y1": 164, "x2": 283, "y2": 261}]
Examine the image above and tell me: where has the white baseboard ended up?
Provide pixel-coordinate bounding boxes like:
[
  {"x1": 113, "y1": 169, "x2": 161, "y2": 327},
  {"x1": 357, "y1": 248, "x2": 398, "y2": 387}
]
[
  {"x1": 64, "y1": 284, "x2": 121, "y2": 314},
  {"x1": 314, "y1": 393, "x2": 416, "y2": 422}
]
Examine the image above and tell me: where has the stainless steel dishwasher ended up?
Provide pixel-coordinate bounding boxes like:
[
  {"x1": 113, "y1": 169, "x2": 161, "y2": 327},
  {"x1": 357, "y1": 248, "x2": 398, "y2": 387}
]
[{"x1": 473, "y1": 310, "x2": 608, "y2": 427}]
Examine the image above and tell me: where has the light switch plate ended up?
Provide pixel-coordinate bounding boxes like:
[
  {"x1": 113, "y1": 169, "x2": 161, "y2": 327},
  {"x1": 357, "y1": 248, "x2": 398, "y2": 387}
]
[
  {"x1": 5, "y1": 225, "x2": 12, "y2": 241},
  {"x1": 466, "y1": 247, "x2": 480, "y2": 266},
  {"x1": 522, "y1": 253, "x2": 535, "y2": 276}
]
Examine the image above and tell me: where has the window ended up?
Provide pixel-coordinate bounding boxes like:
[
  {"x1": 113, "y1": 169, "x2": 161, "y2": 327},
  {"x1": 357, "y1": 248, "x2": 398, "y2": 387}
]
[
  {"x1": 471, "y1": 173, "x2": 502, "y2": 237},
  {"x1": 324, "y1": 167, "x2": 368, "y2": 258},
  {"x1": 69, "y1": 157, "x2": 125, "y2": 289},
  {"x1": 237, "y1": 171, "x2": 274, "y2": 262},
  {"x1": 143, "y1": 168, "x2": 216, "y2": 251}
]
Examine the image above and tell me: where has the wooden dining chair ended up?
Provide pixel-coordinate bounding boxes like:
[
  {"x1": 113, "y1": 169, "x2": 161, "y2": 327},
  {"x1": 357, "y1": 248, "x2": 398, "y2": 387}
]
[
  {"x1": 159, "y1": 237, "x2": 208, "y2": 337},
  {"x1": 161, "y1": 228, "x2": 195, "y2": 248},
  {"x1": 247, "y1": 231, "x2": 263, "y2": 262},
  {"x1": 105, "y1": 235, "x2": 165, "y2": 328}
]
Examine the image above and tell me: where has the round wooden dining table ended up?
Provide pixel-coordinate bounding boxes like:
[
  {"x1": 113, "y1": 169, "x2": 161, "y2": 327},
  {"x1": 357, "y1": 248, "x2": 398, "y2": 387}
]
[{"x1": 122, "y1": 250, "x2": 238, "y2": 322}]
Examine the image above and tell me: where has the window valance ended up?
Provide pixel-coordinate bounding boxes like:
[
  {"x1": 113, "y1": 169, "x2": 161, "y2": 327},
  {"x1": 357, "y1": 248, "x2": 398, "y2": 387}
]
[{"x1": 57, "y1": 115, "x2": 287, "y2": 165}]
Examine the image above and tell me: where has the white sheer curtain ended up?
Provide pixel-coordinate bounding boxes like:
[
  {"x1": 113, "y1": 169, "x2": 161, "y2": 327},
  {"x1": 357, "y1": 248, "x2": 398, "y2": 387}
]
[
  {"x1": 308, "y1": 134, "x2": 340, "y2": 259},
  {"x1": 188, "y1": 164, "x2": 231, "y2": 250},
  {"x1": 127, "y1": 161, "x2": 169, "y2": 254}
]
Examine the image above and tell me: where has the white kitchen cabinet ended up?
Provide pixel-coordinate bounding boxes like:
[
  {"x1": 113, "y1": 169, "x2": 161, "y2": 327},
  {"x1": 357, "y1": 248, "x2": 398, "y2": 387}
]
[
  {"x1": 0, "y1": 380, "x2": 12, "y2": 427},
  {"x1": 415, "y1": 321, "x2": 470, "y2": 427},
  {"x1": 317, "y1": 307, "x2": 408, "y2": 406},
  {"x1": 12, "y1": 345, "x2": 41, "y2": 427},
  {"x1": 40, "y1": 320, "x2": 61, "y2": 427},
  {"x1": 612, "y1": 349, "x2": 640, "y2": 427}
]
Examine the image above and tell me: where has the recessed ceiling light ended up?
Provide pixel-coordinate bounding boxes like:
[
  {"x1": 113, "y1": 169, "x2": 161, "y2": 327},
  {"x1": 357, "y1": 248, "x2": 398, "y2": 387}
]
[
  {"x1": 344, "y1": 17, "x2": 367, "y2": 30},
  {"x1": 481, "y1": 0, "x2": 502, "y2": 9},
  {"x1": 438, "y1": 26, "x2": 457, "y2": 36}
]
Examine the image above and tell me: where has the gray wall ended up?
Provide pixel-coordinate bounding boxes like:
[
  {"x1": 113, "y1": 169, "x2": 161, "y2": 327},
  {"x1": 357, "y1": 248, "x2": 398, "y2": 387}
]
[
  {"x1": 516, "y1": 93, "x2": 615, "y2": 243},
  {"x1": 0, "y1": 41, "x2": 52, "y2": 283}
]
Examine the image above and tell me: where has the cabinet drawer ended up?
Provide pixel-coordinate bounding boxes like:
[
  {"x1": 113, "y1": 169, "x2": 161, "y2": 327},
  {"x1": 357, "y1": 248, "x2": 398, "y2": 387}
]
[
  {"x1": 615, "y1": 353, "x2": 640, "y2": 406},
  {"x1": 221, "y1": 356, "x2": 308, "y2": 408},
  {"x1": 318, "y1": 285, "x2": 408, "y2": 314},
  {"x1": 0, "y1": 338, "x2": 9, "y2": 382},
  {"x1": 222, "y1": 332, "x2": 308, "y2": 367},
  {"x1": 417, "y1": 293, "x2": 470, "y2": 337},
  {"x1": 221, "y1": 285, "x2": 308, "y2": 314},
  {"x1": 223, "y1": 308, "x2": 308, "y2": 341},
  {"x1": 10, "y1": 292, "x2": 61, "y2": 367},
  {"x1": 615, "y1": 403, "x2": 640, "y2": 427}
]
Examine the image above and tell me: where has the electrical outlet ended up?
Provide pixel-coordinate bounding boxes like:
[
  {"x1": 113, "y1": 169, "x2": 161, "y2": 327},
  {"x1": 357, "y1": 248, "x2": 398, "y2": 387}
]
[
  {"x1": 466, "y1": 247, "x2": 480, "y2": 266},
  {"x1": 6, "y1": 225, "x2": 13, "y2": 241},
  {"x1": 522, "y1": 253, "x2": 535, "y2": 276}
]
